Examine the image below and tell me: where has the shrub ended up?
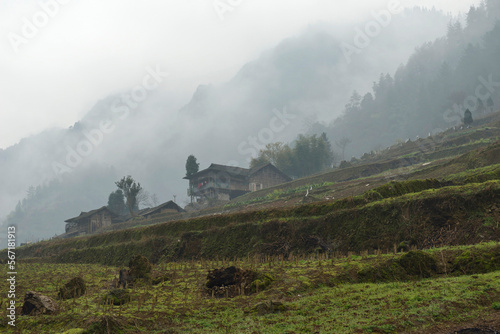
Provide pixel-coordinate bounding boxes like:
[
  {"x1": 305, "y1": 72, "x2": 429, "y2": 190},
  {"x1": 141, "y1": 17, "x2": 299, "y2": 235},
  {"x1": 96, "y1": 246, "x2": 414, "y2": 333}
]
[
  {"x1": 398, "y1": 251, "x2": 437, "y2": 278},
  {"x1": 58, "y1": 277, "x2": 86, "y2": 300}
]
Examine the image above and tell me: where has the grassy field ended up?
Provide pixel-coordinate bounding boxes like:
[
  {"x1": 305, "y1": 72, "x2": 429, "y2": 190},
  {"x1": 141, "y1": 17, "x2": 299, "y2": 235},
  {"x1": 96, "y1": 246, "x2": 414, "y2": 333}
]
[{"x1": 1, "y1": 243, "x2": 499, "y2": 333}]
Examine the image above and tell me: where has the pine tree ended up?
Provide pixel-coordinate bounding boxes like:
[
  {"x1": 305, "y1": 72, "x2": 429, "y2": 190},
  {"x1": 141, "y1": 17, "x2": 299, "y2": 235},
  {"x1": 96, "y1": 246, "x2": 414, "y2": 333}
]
[
  {"x1": 464, "y1": 109, "x2": 473, "y2": 127},
  {"x1": 108, "y1": 189, "x2": 127, "y2": 215},
  {"x1": 185, "y1": 155, "x2": 200, "y2": 178}
]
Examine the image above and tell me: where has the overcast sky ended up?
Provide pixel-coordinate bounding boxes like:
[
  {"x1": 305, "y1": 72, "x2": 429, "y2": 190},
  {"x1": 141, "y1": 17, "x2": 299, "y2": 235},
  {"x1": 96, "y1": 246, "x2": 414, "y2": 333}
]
[{"x1": 0, "y1": 0, "x2": 480, "y2": 149}]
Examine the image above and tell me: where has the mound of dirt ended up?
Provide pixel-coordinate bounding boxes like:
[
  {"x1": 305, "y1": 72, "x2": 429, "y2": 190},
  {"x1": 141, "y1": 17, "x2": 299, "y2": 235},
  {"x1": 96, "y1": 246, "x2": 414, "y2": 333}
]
[
  {"x1": 398, "y1": 250, "x2": 438, "y2": 278},
  {"x1": 452, "y1": 246, "x2": 500, "y2": 275},
  {"x1": 58, "y1": 277, "x2": 86, "y2": 300},
  {"x1": 205, "y1": 266, "x2": 258, "y2": 297},
  {"x1": 128, "y1": 255, "x2": 152, "y2": 280},
  {"x1": 102, "y1": 289, "x2": 131, "y2": 306}
]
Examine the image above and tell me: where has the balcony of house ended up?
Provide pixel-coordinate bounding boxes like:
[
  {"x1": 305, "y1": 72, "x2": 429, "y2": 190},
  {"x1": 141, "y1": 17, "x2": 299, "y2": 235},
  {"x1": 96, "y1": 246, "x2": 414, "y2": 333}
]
[{"x1": 188, "y1": 178, "x2": 230, "y2": 196}]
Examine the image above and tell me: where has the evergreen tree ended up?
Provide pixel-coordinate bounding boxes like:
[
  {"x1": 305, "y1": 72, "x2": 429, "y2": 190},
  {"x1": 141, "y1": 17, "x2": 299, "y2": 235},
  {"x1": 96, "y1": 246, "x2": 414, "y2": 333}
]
[
  {"x1": 464, "y1": 109, "x2": 474, "y2": 127},
  {"x1": 185, "y1": 155, "x2": 200, "y2": 178},
  {"x1": 107, "y1": 189, "x2": 127, "y2": 215},
  {"x1": 345, "y1": 91, "x2": 362, "y2": 114},
  {"x1": 447, "y1": 21, "x2": 463, "y2": 46},
  {"x1": 185, "y1": 155, "x2": 200, "y2": 203}
]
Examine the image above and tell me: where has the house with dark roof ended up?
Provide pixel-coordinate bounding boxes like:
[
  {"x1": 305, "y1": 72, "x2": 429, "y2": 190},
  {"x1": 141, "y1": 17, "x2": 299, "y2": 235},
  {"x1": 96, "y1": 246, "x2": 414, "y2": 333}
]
[
  {"x1": 184, "y1": 163, "x2": 291, "y2": 202},
  {"x1": 64, "y1": 206, "x2": 119, "y2": 237},
  {"x1": 138, "y1": 200, "x2": 185, "y2": 219}
]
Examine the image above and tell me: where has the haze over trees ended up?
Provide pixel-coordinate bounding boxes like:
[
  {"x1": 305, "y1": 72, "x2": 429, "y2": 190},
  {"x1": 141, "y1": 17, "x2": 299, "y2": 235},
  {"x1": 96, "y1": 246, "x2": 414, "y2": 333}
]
[
  {"x1": 250, "y1": 133, "x2": 334, "y2": 178},
  {"x1": 310, "y1": 1, "x2": 500, "y2": 159},
  {"x1": 2, "y1": 166, "x2": 117, "y2": 243}
]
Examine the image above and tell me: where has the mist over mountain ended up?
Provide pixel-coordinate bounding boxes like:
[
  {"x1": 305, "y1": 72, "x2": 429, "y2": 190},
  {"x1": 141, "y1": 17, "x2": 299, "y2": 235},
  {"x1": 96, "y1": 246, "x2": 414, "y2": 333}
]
[
  {"x1": 181, "y1": 7, "x2": 452, "y2": 124},
  {"x1": 311, "y1": 1, "x2": 500, "y2": 159},
  {"x1": 0, "y1": 6, "x2": 467, "y2": 245}
]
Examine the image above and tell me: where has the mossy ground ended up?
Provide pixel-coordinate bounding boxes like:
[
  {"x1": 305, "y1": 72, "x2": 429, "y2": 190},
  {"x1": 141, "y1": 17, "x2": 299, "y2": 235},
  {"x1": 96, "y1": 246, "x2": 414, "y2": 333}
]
[{"x1": 1, "y1": 243, "x2": 499, "y2": 333}]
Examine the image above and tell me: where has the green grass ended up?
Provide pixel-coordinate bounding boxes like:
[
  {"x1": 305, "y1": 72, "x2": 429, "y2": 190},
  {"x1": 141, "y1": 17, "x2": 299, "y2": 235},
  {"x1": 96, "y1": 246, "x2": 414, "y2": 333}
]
[
  {"x1": 1, "y1": 243, "x2": 499, "y2": 333},
  {"x1": 224, "y1": 182, "x2": 335, "y2": 209}
]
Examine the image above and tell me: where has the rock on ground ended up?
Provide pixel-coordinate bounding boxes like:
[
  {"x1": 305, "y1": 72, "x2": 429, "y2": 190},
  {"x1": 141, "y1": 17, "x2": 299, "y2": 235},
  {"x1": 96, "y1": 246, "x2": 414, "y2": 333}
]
[{"x1": 21, "y1": 291, "x2": 57, "y2": 316}]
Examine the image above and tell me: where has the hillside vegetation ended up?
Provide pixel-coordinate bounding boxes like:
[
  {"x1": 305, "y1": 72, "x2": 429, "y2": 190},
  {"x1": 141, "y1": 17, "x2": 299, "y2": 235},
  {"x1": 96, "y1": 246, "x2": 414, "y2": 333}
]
[
  {"x1": 2, "y1": 113, "x2": 500, "y2": 333},
  {"x1": 5, "y1": 112, "x2": 500, "y2": 265}
]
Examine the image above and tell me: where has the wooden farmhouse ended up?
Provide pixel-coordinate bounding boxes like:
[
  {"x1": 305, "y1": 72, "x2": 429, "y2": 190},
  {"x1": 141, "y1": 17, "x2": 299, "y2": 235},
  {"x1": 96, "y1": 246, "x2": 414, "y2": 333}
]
[
  {"x1": 65, "y1": 206, "x2": 119, "y2": 237},
  {"x1": 248, "y1": 163, "x2": 292, "y2": 192},
  {"x1": 184, "y1": 163, "x2": 291, "y2": 202},
  {"x1": 138, "y1": 200, "x2": 185, "y2": 219}
]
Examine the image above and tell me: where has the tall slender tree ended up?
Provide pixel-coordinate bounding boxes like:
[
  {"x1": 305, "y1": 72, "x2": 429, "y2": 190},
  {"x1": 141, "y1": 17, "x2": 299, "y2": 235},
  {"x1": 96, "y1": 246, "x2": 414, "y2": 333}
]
[
  {"x1": 336, "y1": 137, "x2": 351, "y2": 162},
  {"x1": 185, "y1": 155, "x2": 200, "y2": 178},
  {"x1": 185, "y1": 155, "x2": 200, "y2": 203}
]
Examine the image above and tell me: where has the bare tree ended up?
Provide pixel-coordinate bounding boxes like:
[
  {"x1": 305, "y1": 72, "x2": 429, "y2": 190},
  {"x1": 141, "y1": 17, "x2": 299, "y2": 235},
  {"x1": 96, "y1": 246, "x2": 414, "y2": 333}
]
[
  {"x1": 335, "y1": 137, "x2": 351, "y2": 161},
  {"x1": 137, "y1": 191, "x2": 160, "y2": 208},
  {"x1": 150, "y1": 193, "x2": 159, "y2": 207},
  {"x1": 136, "y1": 190, "x2": 149, "y2": 208}
]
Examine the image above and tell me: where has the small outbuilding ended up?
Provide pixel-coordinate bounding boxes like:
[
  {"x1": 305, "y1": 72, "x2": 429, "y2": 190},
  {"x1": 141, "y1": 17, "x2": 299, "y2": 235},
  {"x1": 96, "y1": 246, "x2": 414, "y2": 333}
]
[{"x1": 138, "y1": 201, "x2": 185, "y2": 219}]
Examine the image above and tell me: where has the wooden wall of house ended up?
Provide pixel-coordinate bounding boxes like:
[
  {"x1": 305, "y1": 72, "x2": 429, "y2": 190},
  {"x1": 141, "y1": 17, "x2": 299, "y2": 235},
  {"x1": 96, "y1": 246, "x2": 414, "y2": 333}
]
[
  {"x1": 190, "y1": 170, "x2": 249, "y2": 193},
  {"x1": 249, "y1": 166, "x2": 289, "y2": 190},
  {"x1": 89, "y1": 212, "x2": 112, "y2": 233},
  {"x1": 217, "y1": 192, "x2": 230, "y2": 201},
  {"x1": 65, "y1": 210, "x2": 113, "y2": 237},
  {"x1": 229, "y1": 177, "x2": 248, "y2": 191}
]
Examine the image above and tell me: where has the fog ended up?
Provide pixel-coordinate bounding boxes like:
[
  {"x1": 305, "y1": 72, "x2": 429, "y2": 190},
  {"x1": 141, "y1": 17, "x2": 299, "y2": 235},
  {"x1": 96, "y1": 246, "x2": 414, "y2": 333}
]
[
  {"x1": 0, "y1": 0, "x2": 483, "y2": 244},
  {"x1": 0, "y1": 0, "x2": 480, "y2": 148}
]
